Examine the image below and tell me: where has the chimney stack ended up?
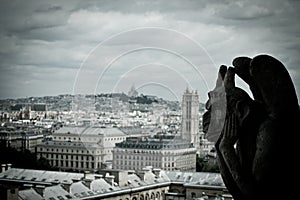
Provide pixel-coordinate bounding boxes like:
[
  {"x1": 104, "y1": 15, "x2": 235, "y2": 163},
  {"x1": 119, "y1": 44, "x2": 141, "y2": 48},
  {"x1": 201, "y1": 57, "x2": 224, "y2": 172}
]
[
  {"x1": 82, "y1": 171, "x2": 93, "y2": 189},
  {"x1": 137, "y1": 171, "x2": 146, "y2": 181},
  {"x1": 1, "y1": 164, "x2": 6, "y2": 173},
  {"x1": 62, "y1": 180, "x2": 73, "y2": 193},
  {"x1": 7, "y1": 163, "x2": 12, "y2": 170},
  {"x1": 94, "y1": 175, "x2": 103, "y2": 180},
  {"x1": 153, "y1": 168, "x2": 161, "y2": 178},
  {"x1": 34, "y1": 185, "x2": 45, "y2": 197},
  {"x1": 71, "y1": 177, "x2": 81, "y2": 183},
  {"x1": 84, "y1": 170, "x2": 90, "y2": 179},
  {"x1": 104, "y1": 173, "x2": 115, "y2": 186}
]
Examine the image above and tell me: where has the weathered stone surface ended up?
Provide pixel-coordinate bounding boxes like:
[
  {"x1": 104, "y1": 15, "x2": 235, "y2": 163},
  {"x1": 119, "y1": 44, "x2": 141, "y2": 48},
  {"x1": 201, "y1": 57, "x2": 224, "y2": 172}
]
[{"x1": 203, "y1": 54, "x2": 300, "y2": 200}]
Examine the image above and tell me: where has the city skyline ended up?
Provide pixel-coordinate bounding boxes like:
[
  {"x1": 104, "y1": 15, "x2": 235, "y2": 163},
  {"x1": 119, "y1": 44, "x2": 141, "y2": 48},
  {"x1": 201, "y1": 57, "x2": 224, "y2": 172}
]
[{"x1": 0, "y1": 0, "x2": 299, "y2": 103}]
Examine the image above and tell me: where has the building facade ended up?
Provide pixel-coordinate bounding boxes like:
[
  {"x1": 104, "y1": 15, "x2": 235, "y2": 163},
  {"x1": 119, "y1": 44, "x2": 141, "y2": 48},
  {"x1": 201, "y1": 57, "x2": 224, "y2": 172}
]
[
  {"x1": 0, "y1": 130, "x2": 44, "y2": 152},
  {"x1": 112, "y1": 137, "x2": 197, "y2": 171},
  {"x1": 36, "y1": 126, "x2": 129, "y2": 171},
  {"x1": 37, "y1": 141, "x2": 103, "y2": 172}
]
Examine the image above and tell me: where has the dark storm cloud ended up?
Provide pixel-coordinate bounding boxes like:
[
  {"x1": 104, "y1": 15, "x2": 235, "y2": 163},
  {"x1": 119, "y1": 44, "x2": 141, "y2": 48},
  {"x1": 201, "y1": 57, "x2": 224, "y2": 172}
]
[{"x1": 0, "y1": 0, "x2": 299, "y2": 101}]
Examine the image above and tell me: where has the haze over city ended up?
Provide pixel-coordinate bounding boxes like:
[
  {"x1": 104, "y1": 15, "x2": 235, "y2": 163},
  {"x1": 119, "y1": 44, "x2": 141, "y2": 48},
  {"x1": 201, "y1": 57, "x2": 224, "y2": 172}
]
[{"x1": 0, "y1": 0, "x2": 299, "y2": 103}]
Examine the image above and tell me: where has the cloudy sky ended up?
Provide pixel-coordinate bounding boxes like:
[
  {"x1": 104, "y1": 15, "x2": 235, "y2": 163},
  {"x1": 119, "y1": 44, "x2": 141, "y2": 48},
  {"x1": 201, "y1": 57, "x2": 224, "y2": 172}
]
[{"x1": 0, "y1": 0, "x2": 299, "y2": 103}]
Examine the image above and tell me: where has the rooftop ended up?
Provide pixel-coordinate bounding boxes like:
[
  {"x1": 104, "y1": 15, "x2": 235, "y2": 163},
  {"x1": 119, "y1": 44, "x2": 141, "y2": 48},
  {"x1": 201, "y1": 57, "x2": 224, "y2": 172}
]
[
  {"x1": 115, "y1": 138, "x2": 195, "y2": 150},
  {"x1": 165, "y1": 171, "x2": 224, "y2": 187},
  {"x1": 54, "y1": 126, "x2": 126, "y2": 137},
  {"x1": 38, "y1": 141, "x2": 102, "y2": 149},
  {"x1": 0, "y1": 167, "x2": 228, "y2": 200}
]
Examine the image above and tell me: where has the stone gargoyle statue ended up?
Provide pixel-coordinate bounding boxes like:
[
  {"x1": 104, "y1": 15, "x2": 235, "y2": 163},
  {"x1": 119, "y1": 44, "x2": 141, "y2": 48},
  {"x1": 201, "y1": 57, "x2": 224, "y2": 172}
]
[{"x1": 203, "y1": 55, "x2": 300, "y2": 200}]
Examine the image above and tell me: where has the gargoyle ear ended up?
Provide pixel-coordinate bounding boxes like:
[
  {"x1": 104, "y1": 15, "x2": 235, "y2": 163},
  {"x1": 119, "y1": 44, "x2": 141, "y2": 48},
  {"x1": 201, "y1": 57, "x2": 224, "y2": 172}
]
[
  {"x1": 236, "y1": 100, "x2": 250, "y2": 123},
  {"x1": 224, "y1": 67, "x2": 236, "y2": 93},
  {"x1": 214, "y1": 65, "x2": 227, "y2": 90},
  {"x1": 232, "y1": 56, "x2": 253, "y2": 85}
]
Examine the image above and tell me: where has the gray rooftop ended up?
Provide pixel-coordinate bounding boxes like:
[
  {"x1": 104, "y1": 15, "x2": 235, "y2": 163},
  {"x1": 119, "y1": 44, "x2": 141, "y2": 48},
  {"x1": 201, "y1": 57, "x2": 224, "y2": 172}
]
[
  {"x1": 0, "y1": 168, "x2": 84, "y2": 184},
  {"x1": 38, "y1": 141, "x2": 102, "y2": 149},
  {"x1": 165, "y1": 171, "x2": 225, "y2": 187},
  {"x1": 54, "y1": 126, "x2": 126, "y2": 137},
  {"x1": 90, "y1": 178, "x2": 119, "y2": 193},
  {"x1": 70, "y1": 182, "x2": 95, "y2": 198},
  {"x1": 0, "y1": 168, "x2": 226, "y2": 200},
  {"x1": 18, "y1": 188, "x2": 43, "y2": 200},
  {"x1": 115, "y1": 139, "x2": 195, "y2": 150}
]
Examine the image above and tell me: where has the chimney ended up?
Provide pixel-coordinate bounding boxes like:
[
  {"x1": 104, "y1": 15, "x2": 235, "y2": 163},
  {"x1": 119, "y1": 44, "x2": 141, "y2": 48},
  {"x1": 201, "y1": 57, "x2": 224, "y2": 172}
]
[
  {"x1": 72, "y1": 177, "x2": 81, "y2": 183},
  {"x1": 1, "y1": 164, "x2": 6, "y2": 173},
  {"x1": 128, "y1": 170, "x2": 135, "y2": 175},
  {"x1": 94, "y1": 175, "x2": 103, "y2": 180},
  {"x1": 137, "y1": 171, "x2": 146, "y2": 181},
  {"x1": 23, "y1": 184, "x2": 33, "y2": 188},
  {"x1": 138, "y1": 167, "x2": 152, "y2": 181},
  {"x1": 34, "y1": 185, "x2": 45, "y2": 197},
  {"x1": 83, "y1": 178, "x2": 93, "y2": 189},
  {"x1": 7, "y1": 163, "x2": 12, "y2": 170},
  {"x1": 62, "y1": 180, "x2": 73, "y2": 193},
  {"x1": 83, "y1": 170, "x2": 90, "y2": 179},
  {"x1": 104, "y1": 173, "x2": 115, "y2": 186},
  {"x1": 153, "y1": 168, "x2": 161, "y2": 178},
  {"x1": 142, "y1": 167, "x2": 151, "y2": 172}
]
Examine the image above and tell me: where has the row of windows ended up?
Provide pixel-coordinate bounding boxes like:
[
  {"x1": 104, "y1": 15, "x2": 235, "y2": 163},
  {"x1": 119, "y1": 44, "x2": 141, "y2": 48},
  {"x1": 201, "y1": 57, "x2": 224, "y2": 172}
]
[
  {"x1": 52, "y1": 136, "x2": 125, "y2": 142},
  {"x1": 105, "y1": 137, "x2": 125, "y2": 141},
  {"x1": 115, "y1": 155, "x2": 161, "y2": 161},
  {"x1": 41, "y1": 154, "x2": 96, "y2": 161},
  {"x1": 49, "y1": 160, "x2": 96, "y2": 169},
  {"x1": 117, "y1": 189, "x2": 166, "y2": 200},
  {"x1": 114, "y1": 154, "x2": 195, "y2": 161},
  {"x1": 115, "y1": 150, "x2": 194, "y2": 155},
  {"x1": 39, "y1": 148, "x2": 100, "y2": 154},
  {"x1": 114, "y1": 160, "x2": 162, "y2": 166},
  {"x1": 53, "y1": 136, "x2": 81, "y2": 141}
]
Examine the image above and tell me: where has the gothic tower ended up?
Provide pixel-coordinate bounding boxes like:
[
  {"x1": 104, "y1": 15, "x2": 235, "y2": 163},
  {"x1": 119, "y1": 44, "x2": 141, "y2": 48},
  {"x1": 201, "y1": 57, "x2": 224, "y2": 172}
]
[{"x1": 181, "y1": 87, "x2": 200, "y2": 150}]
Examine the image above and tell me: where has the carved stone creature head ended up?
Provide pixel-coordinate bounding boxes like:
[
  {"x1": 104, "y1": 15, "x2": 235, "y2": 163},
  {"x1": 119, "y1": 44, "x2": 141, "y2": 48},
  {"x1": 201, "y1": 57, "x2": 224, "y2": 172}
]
[{"x1": 203, "y1": 66, "x2": 257, "y2": 141}]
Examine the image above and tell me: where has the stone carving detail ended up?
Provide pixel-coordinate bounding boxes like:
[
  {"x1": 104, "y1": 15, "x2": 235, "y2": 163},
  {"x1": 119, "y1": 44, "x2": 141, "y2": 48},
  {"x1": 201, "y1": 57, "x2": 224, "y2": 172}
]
[{"x1": 203, "y1": 55, "x2": 300, "y2": 200}]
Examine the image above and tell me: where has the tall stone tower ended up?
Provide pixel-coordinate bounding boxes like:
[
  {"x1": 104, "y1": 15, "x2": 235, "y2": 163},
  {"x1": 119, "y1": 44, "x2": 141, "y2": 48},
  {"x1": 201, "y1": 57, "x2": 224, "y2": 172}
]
[{"x1": 181, "y1": 87, "x2": 200, "y2": 150}]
